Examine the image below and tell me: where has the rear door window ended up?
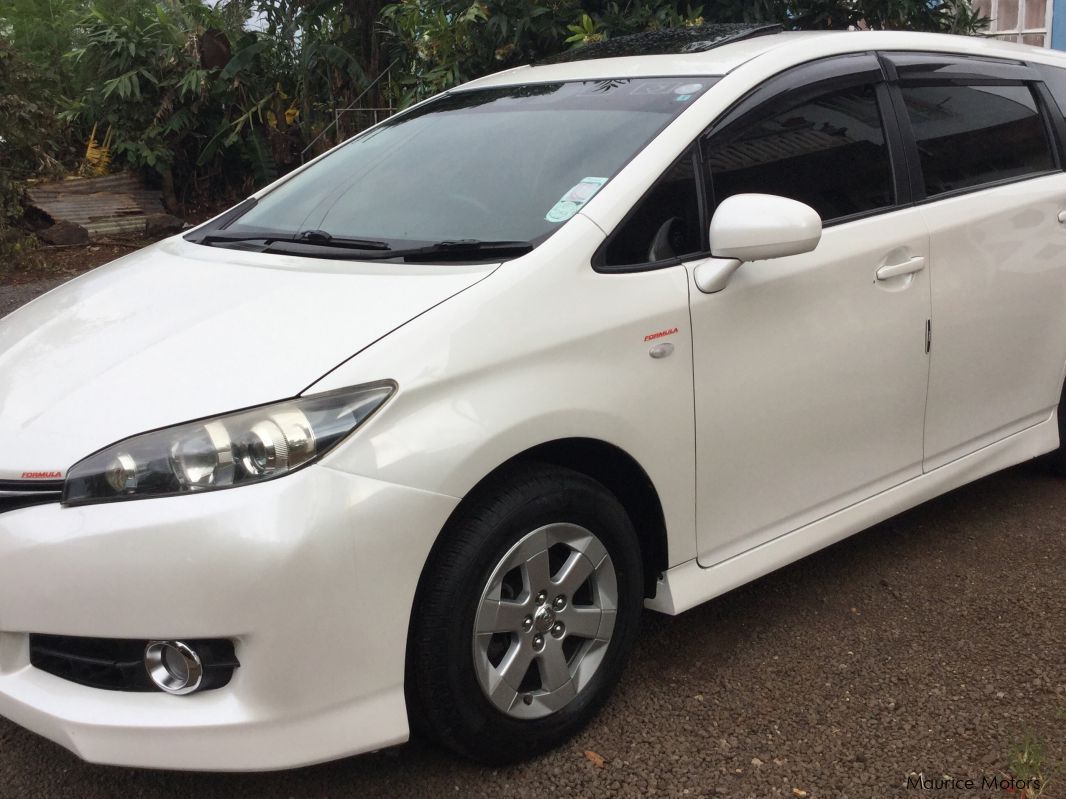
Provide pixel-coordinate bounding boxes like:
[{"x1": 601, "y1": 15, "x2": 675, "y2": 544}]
[{"x1": 898, "y1": 83, "x2": 1054, "y2": 197}]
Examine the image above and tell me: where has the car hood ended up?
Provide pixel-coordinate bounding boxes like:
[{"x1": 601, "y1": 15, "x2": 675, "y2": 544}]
[{"x1": 0, "y1": 237, "x2": 494, "y2": 480}]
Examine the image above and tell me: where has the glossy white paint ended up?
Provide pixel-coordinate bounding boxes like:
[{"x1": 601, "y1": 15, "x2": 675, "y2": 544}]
[
  {"x1": 0, "y1": 238, "x2": 493, "y2": 480},
  {"x1": 3, "y1": 30, "x2": 1066, "y2": 770},
  {"x1": 920, "y1": 173, "x2": 1066, "y2": 469},
  {"x1": 689, "y1": 205, "x2": 933, "y2": 566},
  {"x1": 311, "y1": 215, "x2": 699, "y2": 566},
  {"x1": 709, "y1": 194, "x2": 822, "y2": 262},
  {"x1": 0, "y1": 465, "x2": 458, "y2": 770},
  {"x1": 646, "y1": 410, "x2": 1059, "y2": 614}
]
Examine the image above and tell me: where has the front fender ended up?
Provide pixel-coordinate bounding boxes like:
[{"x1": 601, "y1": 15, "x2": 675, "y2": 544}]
[{"x1": 311, "y1": 217, "x2": 699, "y2": 566}]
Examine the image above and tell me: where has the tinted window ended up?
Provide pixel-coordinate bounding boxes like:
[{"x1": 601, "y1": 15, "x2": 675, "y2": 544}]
[
  {"x1": 900, "y1": 84, "x2": 1054, "y2": 197},
  {"x1": 603, "y1": 149, "x2": 702, "y2": 267},
  {"x1": 703, "y1": 83, "x2": 894, "y2": 223},
  {"x1": 1036, "y1": 63, "x2": 1066, "y2": 122}
]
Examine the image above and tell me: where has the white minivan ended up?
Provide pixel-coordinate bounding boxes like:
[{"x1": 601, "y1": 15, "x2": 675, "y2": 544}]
[{"x1": 2, "y1": 26, "x2": 1066, "y2": 771}]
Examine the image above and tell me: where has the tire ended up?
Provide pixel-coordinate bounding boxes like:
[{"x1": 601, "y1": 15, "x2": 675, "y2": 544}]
[{"x1": 406, "y1": 463, "x2": 644, "y2": 764}]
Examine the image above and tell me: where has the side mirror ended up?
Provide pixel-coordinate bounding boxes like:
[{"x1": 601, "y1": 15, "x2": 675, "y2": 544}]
[
  {"x1": 693, "y1": 194, "x2": 822, "y2": 294},
  {"x1": 710, "y1": 193, "x2": 822, "y2": 262}
]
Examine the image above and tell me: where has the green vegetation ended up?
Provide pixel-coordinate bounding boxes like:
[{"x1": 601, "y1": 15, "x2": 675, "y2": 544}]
[
  {"x1": 0, "y1": 0, "x2": 988, "y2": 240},
  {"x1": 1005, "y1": 732, "x2": 1059, "y2": 798}
]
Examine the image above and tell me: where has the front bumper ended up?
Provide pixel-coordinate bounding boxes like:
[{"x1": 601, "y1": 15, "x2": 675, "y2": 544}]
[{"x1": 0, "y1": 464, "x2": 458, "y2": 771}]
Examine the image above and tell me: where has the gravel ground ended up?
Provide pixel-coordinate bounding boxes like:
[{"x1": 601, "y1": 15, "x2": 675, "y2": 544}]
[
  {"x1": 0, "y1": 273, "x2": 1063, "y2": 799},
  {"x1": 0, "y1": 240, "x2": 144, "y2": 319},
  {"x1": 0, "y1": 278, "x2": 70, "y2": 319}
]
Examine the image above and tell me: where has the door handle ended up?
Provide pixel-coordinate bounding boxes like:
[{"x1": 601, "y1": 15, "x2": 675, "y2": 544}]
[{"x1": 876, "y1": 256, "x2": 926, "y2": 281}]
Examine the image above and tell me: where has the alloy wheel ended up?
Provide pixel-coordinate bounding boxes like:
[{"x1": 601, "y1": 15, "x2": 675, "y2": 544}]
[{"x1": 472, "y1": 523, "x2": 618, "y2": 719}]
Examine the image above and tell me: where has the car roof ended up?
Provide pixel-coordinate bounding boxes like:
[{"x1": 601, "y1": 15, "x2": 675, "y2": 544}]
[{"x1": 460, "y1": 29, "x2": 1066, "y2": 89}]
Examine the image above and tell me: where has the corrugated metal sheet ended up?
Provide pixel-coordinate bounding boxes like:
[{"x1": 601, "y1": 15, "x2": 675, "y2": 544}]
[{"x1": 24, "y1": 173, "x2": 166, "y2": 239}]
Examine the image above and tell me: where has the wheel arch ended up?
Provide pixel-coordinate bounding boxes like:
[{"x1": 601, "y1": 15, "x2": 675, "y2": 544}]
[
  {"x1": 423, "y1": 437, "x2": 669, "y2": 600},
  {"x1": 403, "y1": 439, "x2": 669, "y2": 738}
]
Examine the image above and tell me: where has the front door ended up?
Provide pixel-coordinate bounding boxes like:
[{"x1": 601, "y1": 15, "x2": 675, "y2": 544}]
[{"x1": 690, "y1": 60, "x2": 932, "y2": 565}]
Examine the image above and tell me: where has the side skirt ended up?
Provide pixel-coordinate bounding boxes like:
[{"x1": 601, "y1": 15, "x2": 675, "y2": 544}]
[{"x1": 646, "y1": 410, "x2": 1058, "y2": 616}]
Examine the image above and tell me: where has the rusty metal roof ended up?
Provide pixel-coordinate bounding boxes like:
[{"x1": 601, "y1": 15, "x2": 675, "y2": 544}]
[{"x1": 24, "y1": 173, "x2": 167, "y2": 239}]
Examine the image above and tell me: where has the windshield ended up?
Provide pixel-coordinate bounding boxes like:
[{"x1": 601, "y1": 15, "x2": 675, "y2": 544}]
[{"x1": 201, "y1": 77, "x2": 716, "y2": 259}]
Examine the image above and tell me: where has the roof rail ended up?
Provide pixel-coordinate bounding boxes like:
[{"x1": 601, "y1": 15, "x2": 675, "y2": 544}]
[{"x1": 537, "y1": 23, "x2": 785, "y2": 65}]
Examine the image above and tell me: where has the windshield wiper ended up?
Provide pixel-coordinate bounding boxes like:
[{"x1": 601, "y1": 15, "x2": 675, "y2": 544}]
[
  {"x1": 260, "y1": 238, "x2": 533, "y2": 262},
  {"x1": 193, "y1": 231, "x2": 531, "y2": 262},
  {"x1": 386, "y1": 239, "x2": 534, "y2": 262},
  {"x1": 194, "y1": 229, "x2": 393, "y2": 252}
]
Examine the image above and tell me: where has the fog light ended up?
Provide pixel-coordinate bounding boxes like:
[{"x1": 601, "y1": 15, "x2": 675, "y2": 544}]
[{"x1": 144, "y1": 641, "x2": 204, "y2": 695}]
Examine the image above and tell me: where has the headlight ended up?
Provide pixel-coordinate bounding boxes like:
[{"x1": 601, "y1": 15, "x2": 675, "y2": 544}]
[{"x1": 62, "y1": 382, "x2": 395, "y2": 506}]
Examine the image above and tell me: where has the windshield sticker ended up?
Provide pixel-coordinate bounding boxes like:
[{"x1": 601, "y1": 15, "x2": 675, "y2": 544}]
[
  {"x1": 545, "y1": 177, "x2": 608, "y2": 223},
  {"x1": 674, "y1": 82, "x2": 703, "y2": 103}
]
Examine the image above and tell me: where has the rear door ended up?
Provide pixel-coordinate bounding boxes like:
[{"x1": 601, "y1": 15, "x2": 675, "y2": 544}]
[{"x1": 883, "y1": 53, "x2": 1066, "y2": 470}]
